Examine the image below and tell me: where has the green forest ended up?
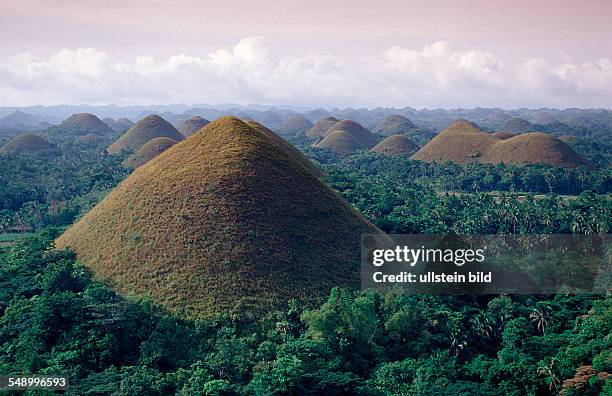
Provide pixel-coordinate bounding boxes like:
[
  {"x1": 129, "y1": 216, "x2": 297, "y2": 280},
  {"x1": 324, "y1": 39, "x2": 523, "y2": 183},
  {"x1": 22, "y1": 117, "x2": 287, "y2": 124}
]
[{"x1": 0, "y1": 129, "x2": 610, "y2": 395}]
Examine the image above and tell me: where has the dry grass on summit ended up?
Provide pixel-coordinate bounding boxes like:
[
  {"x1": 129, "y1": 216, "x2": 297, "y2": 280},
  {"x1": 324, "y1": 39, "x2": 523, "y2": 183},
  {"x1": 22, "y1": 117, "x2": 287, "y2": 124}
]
[
  {"x1": 57, "y1": 116, "x2": 376, "y2": 319},
  {"x1": 306, "y1": 116, "x2": 339, "y2": 137},
  {"x1": 179, "y1": 116, "x2": 210, "y2": 137}
]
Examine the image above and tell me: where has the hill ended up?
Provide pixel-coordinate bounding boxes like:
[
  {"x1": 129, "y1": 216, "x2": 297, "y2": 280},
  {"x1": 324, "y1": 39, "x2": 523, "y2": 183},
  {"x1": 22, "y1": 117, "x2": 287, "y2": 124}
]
[
  {"x1": 411, "y1": 120, "x2": 498, "y2": 163},
  {"x1": 115, "y1": 117, "x2": 134, "y2": 131},
  {"x1": 502, "y1": 117, "x2": 533, "y2": 133},
  {"x1": 107, "y1": 115, "x2": 184, "y2": 154},
  {"x1": 48, "y1": 113, "x2": 114, "y2": 136},
  {"x1": 374, "y1": 114, "x2": 418, "y2": 136},
  {"x1": 179, "y1": 116, "x2": 210, "y2": 137},
  {"x1": 412, "y1": 119, "x2": 592, "y2": 168},
  {"x1": 314, "y1": 130, "x2": 364, "y2": 157},
  {"x1": 0, "y1": 110, "x2": 51, "y2": 132},
  {"x1": 306, "y1": 116, "x2": 339, "y2": 138},
  {"x1": 56, "y1": 116, "x2": 376, "y2": 318},
  {"x1": 0, "y1": 133, "x2": 58, "y2": 155},
  {"x1": 276, "y1": 115, "x2": 313, "y2": 136},
  {"x1": 481, "y1": 132, "x2": 593, "y2": 168},
  {"x1": 325, "y1": 120, "x2": 378, "y2": 148},
  {"x1": 371, "y1": 135, "x2": 418, "y2": 156},
  {"x1": 122, "y1": 137, "x2": 178, "y2": 168}
]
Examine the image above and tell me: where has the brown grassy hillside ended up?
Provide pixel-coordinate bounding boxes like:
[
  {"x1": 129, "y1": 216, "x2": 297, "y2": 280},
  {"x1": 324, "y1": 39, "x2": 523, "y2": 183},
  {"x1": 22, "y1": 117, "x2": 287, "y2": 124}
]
[
  {"x1": 502, "y1": 117, "x2": 532, "y2": 133},
  {"x1": 0, "y1": 133, "x2": 58, "y2": 155},
  {"x1": 56, "y1": 116, "x2": 377, "y2": 319},
  {"x1": 314, "y1": 130, "x2": 364, "y2": 156},
  {"x1": 179, "y1": 116, "x2": 210, "y2": 137},
  {"x1": 411, "y1": 120, "x2": 499, "y2": 163},
  {"x1": 277, "y1": 115, "x2": 313, "y2": 136},
  {"x1": 325, "y1": 120, "x2": 378, "y2": 148},
  {"x1": 482, "y1": 132, "x2": 593, "y2": 168},
  {"x1": 122, "y1": 137, "x2": 178, "y2": 169},
  {"x1": 107, "y1": 114, "x2": 184, "y2": 154},
  {"x1": 306, "y1": 116, "x2": 339, "y2": 137},
  {"x1": 412, "y1": 120, "x2": 592, "y2": 168},
  {"x1": 374, "y1": 114, "x2": 418, "y2": 136},
  {"x1": 371, "y1": 135, "x2": 418, "y2": 156}
]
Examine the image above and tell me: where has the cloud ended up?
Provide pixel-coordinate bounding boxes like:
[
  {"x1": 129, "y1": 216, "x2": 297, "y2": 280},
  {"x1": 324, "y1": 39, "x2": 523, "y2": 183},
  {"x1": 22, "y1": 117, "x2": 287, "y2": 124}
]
[{"x1": 1, "y1": 37, "x2": 611, "y2": 108}]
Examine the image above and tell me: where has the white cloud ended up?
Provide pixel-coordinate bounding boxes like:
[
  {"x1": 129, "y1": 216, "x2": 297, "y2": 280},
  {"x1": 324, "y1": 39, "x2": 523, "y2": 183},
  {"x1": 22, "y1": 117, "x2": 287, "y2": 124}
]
[{"x1": 0, "y1": 37, "x2": 611, "y2": 108}]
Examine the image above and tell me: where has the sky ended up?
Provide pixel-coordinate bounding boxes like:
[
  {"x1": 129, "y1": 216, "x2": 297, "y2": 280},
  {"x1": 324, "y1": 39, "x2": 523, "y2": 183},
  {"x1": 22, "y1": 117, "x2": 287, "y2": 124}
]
[{"x1": 1, "y1": 0, "x2": 611, "y2": 109}]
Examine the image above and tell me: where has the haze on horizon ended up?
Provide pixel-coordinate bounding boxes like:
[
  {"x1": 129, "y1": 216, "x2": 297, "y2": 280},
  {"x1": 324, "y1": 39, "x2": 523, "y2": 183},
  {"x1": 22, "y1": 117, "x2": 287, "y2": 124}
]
[{"x1": 1, "y1": 0, "x2": 611, "y2": 109}]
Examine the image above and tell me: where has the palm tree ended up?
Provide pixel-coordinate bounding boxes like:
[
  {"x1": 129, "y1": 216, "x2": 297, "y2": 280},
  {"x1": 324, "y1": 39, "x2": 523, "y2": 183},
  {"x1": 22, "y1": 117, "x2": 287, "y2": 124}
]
[{"x1": 530, "y1": 306, "x2": 552, "y2": 335}]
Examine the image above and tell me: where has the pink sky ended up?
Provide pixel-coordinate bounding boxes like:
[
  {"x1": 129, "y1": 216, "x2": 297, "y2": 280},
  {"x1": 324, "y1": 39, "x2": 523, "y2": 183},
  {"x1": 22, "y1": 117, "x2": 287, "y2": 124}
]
[{"x1": 1, "y1": 0, "x2": 611, "y2": 107}]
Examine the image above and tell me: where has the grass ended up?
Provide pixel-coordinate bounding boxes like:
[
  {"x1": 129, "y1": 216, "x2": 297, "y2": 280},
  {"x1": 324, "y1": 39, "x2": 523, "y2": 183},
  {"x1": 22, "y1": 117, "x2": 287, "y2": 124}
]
[
  {"x1": 57, "y1": 116, "x2": 379, "y2": 319},
  {"x1": 0, "y1": 233, "x2": 35, "y2": 246},
  {"x1": 0, "y1": 133, "x2": 58, "y2": 155},
  {"x1": 371, "y1": 135, "x2": 418, "y2": 156},
  {"x1": 122, "y1": 137, "x2": 178, "y2": 168},
  {"x1": 306, "y1": 116, "x2": 339, "y2": 137}
]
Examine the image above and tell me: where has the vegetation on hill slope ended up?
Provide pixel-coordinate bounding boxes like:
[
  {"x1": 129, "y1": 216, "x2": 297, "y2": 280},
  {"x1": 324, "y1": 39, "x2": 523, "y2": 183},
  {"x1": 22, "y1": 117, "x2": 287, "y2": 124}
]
[
  {"x1": 502, "y1": 117, "x2": 533, "y2": 133},
  {"x1": 314, "y1": 130, "x2": 365, "y2": 157},
  {"x1": 46, "y1": 113, "x2": 114, "y2": 137},
  {"x1": 57, "y1": 116, "x2": 378, "y2": 318},
  {"x1": 122, "y1": 137, "x2": 178, "y2": 169},
  {"x1": 325, "y1": 120, "x2": 378, "y2": 148},
  {"x1": 107, "y1": 115, "x2": 183, "y2": 154}
]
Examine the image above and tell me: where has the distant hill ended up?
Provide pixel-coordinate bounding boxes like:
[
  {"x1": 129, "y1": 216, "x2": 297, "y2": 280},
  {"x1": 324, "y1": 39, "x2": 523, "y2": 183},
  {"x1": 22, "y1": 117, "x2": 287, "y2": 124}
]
[
  {"x1": 179, "y1": 116, "x2": 210, "y2": 137},
  {"x1": 276, "y1": 115, "x2": 313, "y2": 136},
  {"x1": 371, "y1": 135, "x2": 418, "y2": 156},
  {"x1": 412, "y1": 119, "x2": 592, "y2": 168},
  {"x1": 107, "y1": 115, "x2": 183, "y2": 154},
  {"x1": 115, "y1": 117, "x2": 135, "y2": 131},
  {"x1": 47, "y1": 113, "x2": 114, "y2": 137},
  {"x1": 122, "y1": 137, "x2": 178, "y2": 168},
  {"x1": 501, "y1": 117, "x2": 533, "y2": 133},
  {"x1": 306, "y1": 116, "x2": 339, "y2": 138},
  {"x1": 0, "y1": 110, "x2": 52, "y2": 133},
  {"x1": 0, "y1": 133, "x2": 58, "y2": 155},
  {"x1": 56, "y1": 116, "x2": 378, "y2": 318},
  {"x1": 374, "y1": 114, "x2": 418, "y2": 136}
]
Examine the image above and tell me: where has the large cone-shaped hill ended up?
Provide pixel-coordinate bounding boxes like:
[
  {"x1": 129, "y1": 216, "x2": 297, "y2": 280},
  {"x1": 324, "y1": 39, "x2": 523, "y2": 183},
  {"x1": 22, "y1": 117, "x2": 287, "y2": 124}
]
[
  {"x1": 501, "y1": 117, "x2": 532, "y2": 133},
  {"x1": 0, "y1": 133, "x2": 58, "y2": 155},
  {"x1": 374, "y1": 115, "x2": 418, "y2": 136},
  {"x1": 48, "y1": 113, "x2": 114, "y2": 136},
  {"x1": 306, "y1": 116, "x2": 339, "y2": 137},
  {"x1": 56, "y1": 116, "x2": 376, "y2": 318},
  {"x1": 371, "y1": 135, "x2": 418, "y2": 156},
  {"x1": 412, "y1": 120, "x2": 592, "y2": 168},
  {"x1": 179, "y1": 116, "x2": 210, "y2": 137},
  {"x1": 107, "y1": 115, "x2": 184, "y2": 154},
  {"x1": 277, "y1": 115, "x2": 313, "y2": 136},
  {"x1": 122, "y1": 137, "x2": 178, "y2": 169}
]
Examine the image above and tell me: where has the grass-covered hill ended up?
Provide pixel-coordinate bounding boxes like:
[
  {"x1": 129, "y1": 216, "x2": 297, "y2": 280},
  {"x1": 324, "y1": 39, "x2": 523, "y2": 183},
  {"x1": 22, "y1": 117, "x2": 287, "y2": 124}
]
[
  {"x1": 371, "y1": 135, "x2": 419, "y2": 156},
  {"x1": 56, "y1": 116, "x2": 378, "y2": 318},
  {"x1": 107, "y1": 114, "x2": 184, "y2": 154},
  {"x1": 276, "y1": 114, "x2": 313, "y2": 136},
  {"x1": 178, "y1": 116, "x2": 210, "y2": 137},
  {"x1": 0, "y1": 133, "x2": 58, "y2": 155},
  {"x1": 306, "y1": 116, "x2": 339, "y2": 137},
  {"x1": 325, "y1": 120, "x2": 378, "y2": 148},
  {"x1": 412, "y1": 120, "x2": 593, "y2": 168},
  {"x1": 501, "y1": 117, "x2": 533, "y2": 133},
  {"x1": 46, "y1": 113, "x2": 114, "y2": 137},
  {"x1": 121, "y1": 137, "x2": 178, "y2": 169},
  {"x1": 374, "y1": 114, "x2": 418, "y2": 136},
  {"x1": 314, "y1": 130, "x2": 364, "y2": 157}
]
